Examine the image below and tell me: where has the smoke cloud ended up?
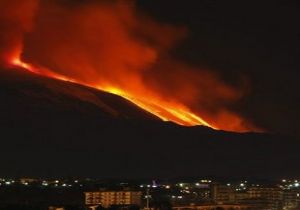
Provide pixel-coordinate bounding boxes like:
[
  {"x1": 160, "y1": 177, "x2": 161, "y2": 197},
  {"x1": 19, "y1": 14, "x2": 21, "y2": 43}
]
[
  {"x1": 0, "y1": 0, "x2": 38, "y2": 65},
  {"x1": 0, "y1": 0, "x2": 257, "y2": 131}
]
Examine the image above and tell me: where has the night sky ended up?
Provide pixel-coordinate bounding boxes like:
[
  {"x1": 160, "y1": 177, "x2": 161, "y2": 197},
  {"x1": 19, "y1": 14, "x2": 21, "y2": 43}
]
[{"x1": 137, "y1": 0, "x2": 300, "y2": 137}]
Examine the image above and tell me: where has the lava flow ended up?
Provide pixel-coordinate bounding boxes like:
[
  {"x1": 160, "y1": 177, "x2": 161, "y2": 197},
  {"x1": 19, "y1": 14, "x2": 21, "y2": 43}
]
[
  {"x1": 10, "y1": 50, "x2": 78, "y2": 84},
  {"x1": 10, "y1": 53, "x2": 216, "y2": 128}
]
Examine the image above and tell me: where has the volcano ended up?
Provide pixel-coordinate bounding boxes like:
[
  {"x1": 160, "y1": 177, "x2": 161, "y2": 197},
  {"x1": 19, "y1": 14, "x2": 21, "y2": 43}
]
[{"x1": 0, "y1": 66, "x2": 299, "y2": 179}]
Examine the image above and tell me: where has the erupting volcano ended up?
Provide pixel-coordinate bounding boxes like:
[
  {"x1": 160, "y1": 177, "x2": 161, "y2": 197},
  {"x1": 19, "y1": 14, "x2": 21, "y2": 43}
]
[
  {"x1": 10, "y1": 51, "x2": 216, "y2": 128},
  {"x1": 0, "y1": 0, "x2": 257, "y2": 132}
]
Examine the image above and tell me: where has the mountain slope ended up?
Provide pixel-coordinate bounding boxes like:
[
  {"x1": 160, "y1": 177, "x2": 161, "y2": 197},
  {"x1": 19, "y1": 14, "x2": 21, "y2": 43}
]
[
  {"x1": 0, "y1": 67, "x2": 161, "y2": 123},
  {"x1": 0, "y1": 67, "x2": 299, "y2": 179}
]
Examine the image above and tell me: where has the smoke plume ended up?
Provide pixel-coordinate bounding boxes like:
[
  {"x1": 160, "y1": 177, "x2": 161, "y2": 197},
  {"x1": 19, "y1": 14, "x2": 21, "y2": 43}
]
[{"x1": 0, "y1": 0, "x2": 257, "y2": 131}]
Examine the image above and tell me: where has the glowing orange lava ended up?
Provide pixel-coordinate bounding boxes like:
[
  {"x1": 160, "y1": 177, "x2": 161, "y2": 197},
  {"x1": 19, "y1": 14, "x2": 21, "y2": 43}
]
[
  {"x1": 101, "y1": 86, "x2": 217, "y2": 128},
  {"x1": 10, "y1": 50, "x2": 78, "y2": 83},
  {"x1": 10, "y1": 54, "x2": 217, "y2": 129}
]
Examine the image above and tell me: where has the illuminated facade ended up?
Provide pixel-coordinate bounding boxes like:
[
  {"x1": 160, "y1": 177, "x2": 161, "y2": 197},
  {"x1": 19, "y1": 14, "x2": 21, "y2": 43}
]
[
  {"x1": 247, "y1": 186, "x2": 283, "y2": 210},
  {"x1": 211, "y1": 184, "x2": 248, "y2": 204},
  {"x1": 84, "y1": 190, "x2": 142, "y2": 207}
]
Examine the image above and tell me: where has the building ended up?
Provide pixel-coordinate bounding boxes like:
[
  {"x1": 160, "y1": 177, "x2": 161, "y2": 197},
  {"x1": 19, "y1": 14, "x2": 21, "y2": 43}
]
[
  {"x1": 282, "y1": 189, "x2": 300, "y2": 210},
  {"x1": 247, "y1": 186, "x2": 283, "y2": 210},
  {"x1": 84, "y1": 190, "x2": 142, "y2": 208},
  {"x1": 211, "y1": 184, "x2": 236, "y2": 204},
  {"x1": 211, "y1": 184, "x2": 248, "y2": 204}
]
